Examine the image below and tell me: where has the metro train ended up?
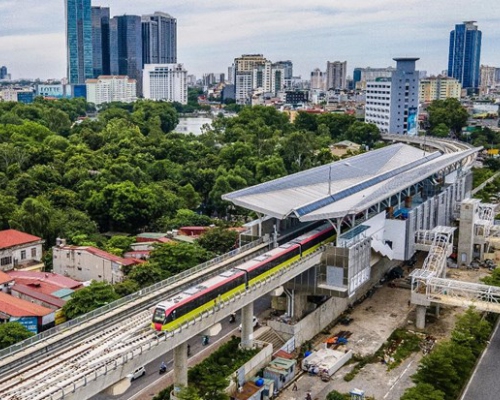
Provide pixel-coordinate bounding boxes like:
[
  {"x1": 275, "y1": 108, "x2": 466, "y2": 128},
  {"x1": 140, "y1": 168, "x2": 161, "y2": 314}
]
[{"x1": 152, "y1": 222, "x2": 335, "y2": 331}]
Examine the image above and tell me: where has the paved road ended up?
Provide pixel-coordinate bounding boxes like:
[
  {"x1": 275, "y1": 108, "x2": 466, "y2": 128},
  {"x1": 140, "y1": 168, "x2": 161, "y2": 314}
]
[
  {"x1": 461, "y1": 320, "x2": 500, "y2": 400},
  {"x1": 91, "y1": 296, "x2": 271, "y2": 400}
]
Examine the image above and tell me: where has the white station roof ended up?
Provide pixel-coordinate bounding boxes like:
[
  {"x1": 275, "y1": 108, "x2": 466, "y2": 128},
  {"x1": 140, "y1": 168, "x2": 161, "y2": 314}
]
[{"x1": 222, "y1": 143, "x2": 479, "y2": 221}]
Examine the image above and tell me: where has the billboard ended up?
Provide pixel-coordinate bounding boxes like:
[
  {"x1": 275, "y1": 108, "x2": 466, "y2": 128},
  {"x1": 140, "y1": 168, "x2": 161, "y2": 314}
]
[
  {"x1": 407, "y1": 106, "x2": 418, "y2": 136},
  {"x1": 16, "y1": 91, "x2": 34, "y2": 104},
  {"x1": 72, "y1": 84, "x2": 87, "y2": 99},
  {"x1": 10, "y1": 316, "x2": 38, "y2": 333},
  {"x1": 37, "y1": 84, "x2": 65, "y2": 98}
]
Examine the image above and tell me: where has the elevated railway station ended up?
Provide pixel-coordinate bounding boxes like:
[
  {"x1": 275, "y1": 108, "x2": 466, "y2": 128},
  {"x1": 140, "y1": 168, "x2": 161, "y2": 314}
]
[{"x1": 0, "y1": 136, "x2": 489, "y2": 400}]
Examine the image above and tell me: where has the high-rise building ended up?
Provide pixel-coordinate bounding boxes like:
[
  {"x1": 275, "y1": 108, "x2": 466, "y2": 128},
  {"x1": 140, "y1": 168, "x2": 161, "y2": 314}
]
[
  {"x1": 142, "y1": 12, "x2": 177, "y2": 66},
  {"x1": 65, "y1": 0, "x2": 93, "y2": 84},
  {"x1": 310, "y1": 68, "x2": 324, "y2": 90},
  {"x1": 448, "y1": 21, "x2": 482, "y2": 92},
  {"x1": 234, "y1": 54, "x2": 268, "y2": 104},
  {"x1": 110, "y1": 15, "x2": 143, "y2": 93},
  {"x1": 86, "y1": 75, "x2": 137, "y2": 105},
  {"x1": 274, "y1": 60, "x2": 293, "y2": 88},
  {"x1": 0, "y1": 66, "x2": 8, "y2": 80},
  {"x1": 480, "y1": 65, "x2": 497, "y2": 93},
  {"x1": 365, "y1": 58, "x2": 420, "y2": 135},
  {"x1": 143, "y1": 64, "x2": 187, "y2": 104},
  {"x1": 420, "y1": 76, "x2": 462, "y2": 102},
  {"x1": 326, "y1": 61, "x2": 347, "y2": 90},
  {"x1": 91, "y1": 6, "x2": 111, "y2": 77}
]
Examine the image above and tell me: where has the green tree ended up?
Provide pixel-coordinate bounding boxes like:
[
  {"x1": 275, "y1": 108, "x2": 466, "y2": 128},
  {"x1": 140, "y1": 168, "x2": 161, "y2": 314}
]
[
  {"x1": 481, "y1": 268, "x2": 500, "y2": 286},
  {"x1": 196, "y1": 227, "x2": 238, "y2": 255},
  {"x1": 0, "y1": 322, "x2": 35, "y2": 350},
  {"x1": 158, "y1": 209, "x2": 213, "y2": 231},
  {"x1": 105, "y1": 235, "x2": 135, "y2": 256},
  {"x1": 114, "y1": 279, "x2": 140, "y2": 296},
  {"x1": 9, "y1": 196, "x2": 53, "y2": 242},
  {"x1": 401, "y1": 383, "x2": 445, "y2": 400},
  {"x1": 148, "y1": 242, "x2": 213, "y2": 275},
  {"x1": 127, "y1": 264, "x2": 167, "y2": 288},
  {"x1": 176, "y1": 386, "x2": 202, "y2": 400},
  {"x1": 452, "y1": 307, "x2": 492, "y2": 356},
  {"x1": 62, "y1": 281, "x2": 120, "y2": 320},
  {"x1": 344, "y1": 121, "x2": 381, "y2": 147},
  {"x1": 427, "y1": 98, "x2": 469, "y2": 136}
]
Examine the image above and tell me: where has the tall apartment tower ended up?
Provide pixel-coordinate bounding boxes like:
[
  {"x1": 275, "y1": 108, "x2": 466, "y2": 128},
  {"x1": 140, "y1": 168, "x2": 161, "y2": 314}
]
[
  {"x1": 234, "y1": 54, "x2": 268, "y2": 104},
  {"x1": 142, "y1": 12, "x2": 177, "y2": 66},
  {"x1": 274, "y1": 60, "x2": 293, "y2": 88},
  {"x1": 91, "y1": 6, "x2": 111, "y2": 77},
  {"x1": 110, "y1": 15, "x2": 143, "y2": 93},
  {"x1": 448, "y1": 21, "x2": 482, "y2": 92},
  {"x1": 65, "y1": 0, "x2": 93, "y2": 84},
  {"x1": 326, "y1": 61, "x2": 347, "y2": 90},
  {"x1": 365, "y1": 58, "x2": 420, "y2": 135},
  {"x1": 310, "y1": 68, "x2": 324, "y2": 90}
]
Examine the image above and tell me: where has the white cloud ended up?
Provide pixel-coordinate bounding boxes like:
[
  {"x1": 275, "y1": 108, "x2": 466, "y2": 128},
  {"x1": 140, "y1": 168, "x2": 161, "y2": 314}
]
[{"x1": 0, "y1": 0, "x2": 498, "y2": 79}]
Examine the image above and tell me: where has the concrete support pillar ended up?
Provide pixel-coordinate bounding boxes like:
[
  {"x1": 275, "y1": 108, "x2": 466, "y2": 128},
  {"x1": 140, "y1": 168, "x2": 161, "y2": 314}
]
[
  {"x1": 416, "y1": 305, "x2": 427, "y2": 330},
  {"x1": 173, "y1": 342, "x2": 188, "y2": 392},
  {"x1": 434, "y1": 304, "x2": 440, "y2": 318},
  {"x1": 241, "y1": 302, "x2": 254, "y2": 349}
]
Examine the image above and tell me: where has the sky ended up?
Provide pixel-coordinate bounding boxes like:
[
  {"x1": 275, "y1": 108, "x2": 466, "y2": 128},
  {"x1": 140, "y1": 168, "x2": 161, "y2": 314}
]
[{"x1": 0, "y1": 0, "x2": 499, "y2": 81}]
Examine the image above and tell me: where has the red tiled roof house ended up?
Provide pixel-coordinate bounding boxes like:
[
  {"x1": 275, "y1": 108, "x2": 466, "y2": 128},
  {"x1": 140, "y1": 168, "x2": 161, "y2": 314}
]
[{"x1": 0, "y1": 229, "x2": 44, "y2": 272}]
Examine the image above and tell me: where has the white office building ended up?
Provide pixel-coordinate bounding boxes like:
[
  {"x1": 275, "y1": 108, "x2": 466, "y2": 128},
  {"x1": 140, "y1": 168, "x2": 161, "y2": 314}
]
[
  {"x1": 365, "y1": 58, "x2": 420, "y2": 135},
  {"x1": 86, "y1": 75, "x2": 137, "y2": 106},
  {"x1": 143, "y1": 63, "x2": 187, "y2": 104}
]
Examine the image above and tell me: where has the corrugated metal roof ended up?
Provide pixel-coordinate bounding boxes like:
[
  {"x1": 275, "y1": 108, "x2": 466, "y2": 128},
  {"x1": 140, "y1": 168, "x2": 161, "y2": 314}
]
[
  {"x1": 223, "y1": 143, "x2": 480, "y2": 221},
  {"x1": 0, "y1": 292, "x2": 53, "y2": 317}
]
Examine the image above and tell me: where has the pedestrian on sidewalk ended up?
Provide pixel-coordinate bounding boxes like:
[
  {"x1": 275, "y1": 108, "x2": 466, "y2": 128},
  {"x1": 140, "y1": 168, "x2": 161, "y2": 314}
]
[{"x1": 292, "y1": 382, "x2": 298, "y2": 391}]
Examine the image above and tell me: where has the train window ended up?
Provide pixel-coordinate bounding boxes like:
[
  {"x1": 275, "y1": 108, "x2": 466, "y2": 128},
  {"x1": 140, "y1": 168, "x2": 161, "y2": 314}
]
[{"x1": 153, "y1": 308, "x2": 166, "y2": 323}]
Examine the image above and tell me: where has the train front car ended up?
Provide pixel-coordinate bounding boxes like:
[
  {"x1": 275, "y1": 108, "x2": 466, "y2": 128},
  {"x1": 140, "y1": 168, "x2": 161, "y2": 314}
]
[{"x1": 152, "y1": 303, "x2": 169, "y2": 331}]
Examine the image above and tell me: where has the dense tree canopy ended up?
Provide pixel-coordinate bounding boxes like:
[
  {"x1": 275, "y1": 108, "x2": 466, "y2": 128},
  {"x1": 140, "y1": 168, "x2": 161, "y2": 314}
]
[
  {"x1": 0, "y1": 98, "x2": 381, "y2": 250},
  {"x1": 427, "y1": 98, "x2": 469, "y2": 137},
  {"x1": 62, "y1": 281, "x2": 120, "y2": 320}
]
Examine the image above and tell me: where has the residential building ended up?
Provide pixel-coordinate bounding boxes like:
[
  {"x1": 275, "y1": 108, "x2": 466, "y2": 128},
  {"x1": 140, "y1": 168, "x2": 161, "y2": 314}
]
[
  {"x1": 0, "y1": 229, "x2": 44, "y2": 271},
  {"x1": 111, "y1": 15, "x2": 143, "y2": 92},
  {"x1": 365, "y1": 57, "x2": 420, "y2": 135},
  {"x1": 310, "y1": 68, "x2": 324, "y2": 91},
  {"x1": 143, "y1": 64, "x2": 187, "y2": 104},
  {"x1": 353, "y1": 66, "x2": 395, "y2": 90},
  {"x1": 326, "y1": 61, "x2": 347, "y2": 90},
  {"x1": 274, "y1": 60, "x2": 293, "y2": 88},
  {"x1": 0, "y1": 271, "x2": 14, "y2": 293},
  {"x1": 234, "y1": 54, "x2": 268, "y2": 104},
  {"x1": 480, "y1": 65, "x2": 497, "y2": 94},
  {"x1": 142, "y1": 12, "x2": 177, "y2": 66},
  {"x1": 86, "y1": 75, "x2": 137, "y2": 106},
  {"x1": 65, "y1": 0, "x2": 93, "y2": 84},
  {"x1": 448, "y1": 21, "x2": 482, "y2": 92},
  {"x1": 91, "y1": 6, "x2": 111, "y2": 77},
  {"x1": 420, "y1": 76, "x2": 462, "y2": 102},
  {"x1": 0, "y1": 292, "x2": 54, "y2": 333},
  {"x1": 53, "y1": 244, "x2": 144, "y2": 284}
]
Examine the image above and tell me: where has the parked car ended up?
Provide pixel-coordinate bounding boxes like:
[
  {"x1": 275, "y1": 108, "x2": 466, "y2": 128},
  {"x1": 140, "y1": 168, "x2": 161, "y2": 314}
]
[
  {"x1": 238, "y1": 316, "x2": 259, "y2": 331},
  {"x1": 127, "y1": 366, "x2": 146, "y2": 381}
]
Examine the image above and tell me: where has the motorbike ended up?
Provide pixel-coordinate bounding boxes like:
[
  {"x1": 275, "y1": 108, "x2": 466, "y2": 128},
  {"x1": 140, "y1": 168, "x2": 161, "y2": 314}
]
[
  {"x1": 229, "y1": 313, "x2": 236, "y2": 323},
  {"x1": 202, "y1": 335, "x2": 210, "y2": 346},
  {"x1": 159, "y1": 363, "x2": 167, "y2": 375}
]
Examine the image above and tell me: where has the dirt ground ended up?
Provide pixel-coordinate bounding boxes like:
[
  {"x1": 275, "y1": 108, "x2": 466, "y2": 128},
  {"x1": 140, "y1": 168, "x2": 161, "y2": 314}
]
[{"x1": 277, "y1": 263, "x2": 496, "y2": 400}]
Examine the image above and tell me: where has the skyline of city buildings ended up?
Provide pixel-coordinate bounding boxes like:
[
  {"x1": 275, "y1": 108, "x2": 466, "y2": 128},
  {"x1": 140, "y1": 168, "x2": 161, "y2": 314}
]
[
  {"x1": 91, "y1": 6, "x2": 111, "y2": 77},
  {"x1": 448, "y1": 21, "x2": 482, "y2": 93}
]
